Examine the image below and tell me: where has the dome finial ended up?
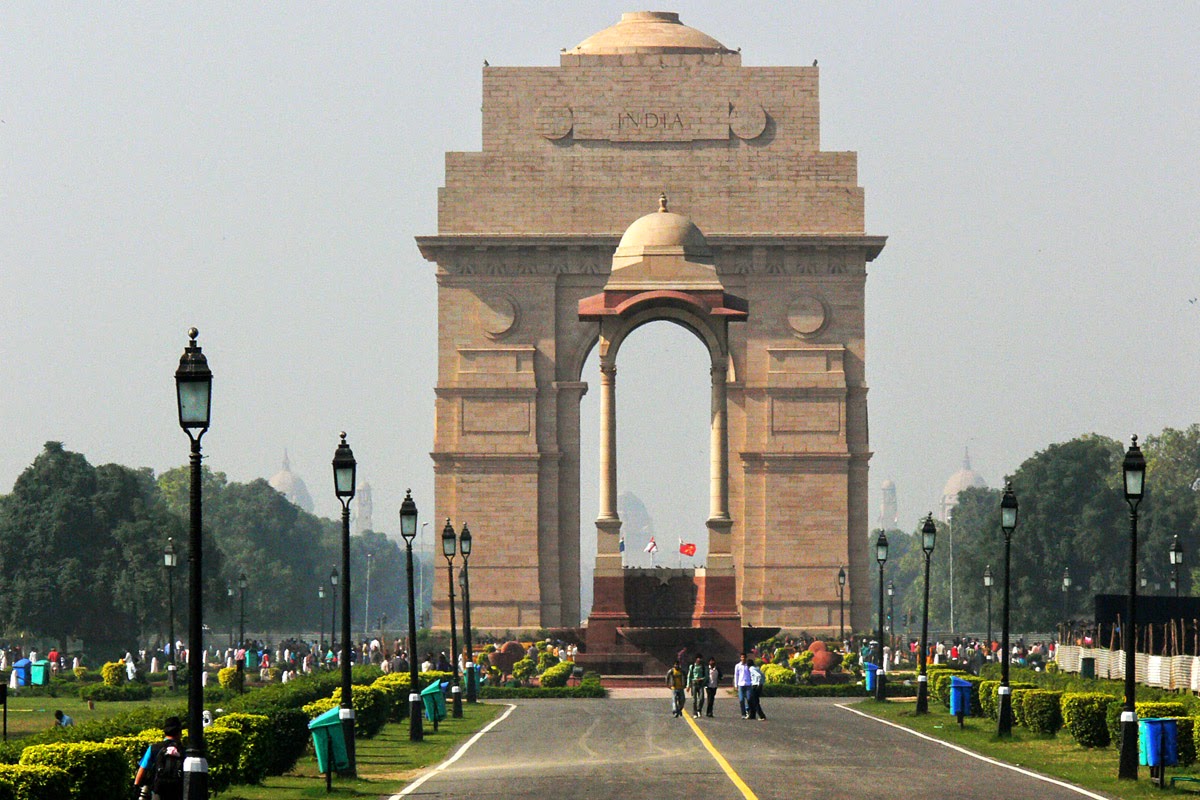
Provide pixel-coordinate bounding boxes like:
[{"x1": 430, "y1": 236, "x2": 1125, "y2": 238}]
[{"x1": 658, "y1": 192, "x2": 668, "y2": 213}]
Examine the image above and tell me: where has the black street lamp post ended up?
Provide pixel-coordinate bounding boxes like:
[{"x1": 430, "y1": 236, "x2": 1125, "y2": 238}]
[
  {"x1": 227, "y1": 585, "x2": 234, "y2": 649},
  {"x1": 837, "y1": 567, "x2": 846, "y2": 642},
  {"x1": 164, "y1": 538, "x2": 178, "y2": 691},
  {"x1": 998, "y1": 481, "x2": 1018, "y2": 736},
  {"x1": 1119, "y1": 435, "x2": 1146, "y2": 780},
  {"x1": 459, "y1": 523, "x2": 476, "y2": 704},
  {"x1": 916, "y1": 514, "x2": 936, "y2": 715},
  {"x1": 332, "y1": 433, "x2": 358, "y2": 775},
  {"x1": 1171, "y1": 535, "x2": 1183, "y2": 598},
  {"x1": 1061, "y1": 568, "x2": 1072, "y2": 636},
  {"x1": 874, "y1": 530, "x2": 888, "y2": 702},
  {"x1": 441, "y1": 519, "x2": 463, "y2": 718},
  {"x1": 237, "y1": 573, "x2": 247, "y2": 693},
  {"x1": 399, "y1": 491, "x2": 423, "y2": 741},
  {"x1": 983, "y1": 565, "x2": 994, "y2": 651},
  {"x1": 318, "y1": 584, "x2": 325, "y2": 655},
  {"x1": 329, "y1": 568, "x2": 338, "y2": 667},
  {"x1": 887, "y1": 581, "x2": 895, "y2": 655},
  {"x1": 175, "y1": 327, "x2": 211, "y2": 800}
]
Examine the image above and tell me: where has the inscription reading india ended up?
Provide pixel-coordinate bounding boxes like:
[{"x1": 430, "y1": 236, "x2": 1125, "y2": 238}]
[{"x1": 618, "y1": 111, "x2": 687, "y2": 131}]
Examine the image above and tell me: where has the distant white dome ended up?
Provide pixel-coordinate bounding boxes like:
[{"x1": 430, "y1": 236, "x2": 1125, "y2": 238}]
[
  {"x1": 940, "y1": 449, "x2": 987, "y2": 521},
  {"x1": 268, "y1": 452, "x2": 315, "y2": 513}
]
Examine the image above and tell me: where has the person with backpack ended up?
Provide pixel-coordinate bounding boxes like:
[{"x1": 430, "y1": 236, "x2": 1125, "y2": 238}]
[
  {"x1": 133, "y1": 716, "x2": 184, "y2": 800},
  {"x1": 687, "y1": 655, "x2": 707, "y2": 718}
]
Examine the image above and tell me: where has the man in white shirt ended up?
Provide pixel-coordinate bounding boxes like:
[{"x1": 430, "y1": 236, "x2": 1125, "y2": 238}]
[
  {"x1": 748, "y1": 659, "x2": 766, "y2": 720},
  {"x1": 733, "y1": 653, "x2": 752, "y2": 719}
]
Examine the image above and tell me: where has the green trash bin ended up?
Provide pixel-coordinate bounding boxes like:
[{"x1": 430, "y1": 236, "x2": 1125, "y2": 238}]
[
  {"x1": 1080, "y1": 657, "x2": 1095, "y2": 679},
  {"x1": 421, "y1": 680, "x2": 447, "y2": 729},
  {"x1": 30, "y1": 660, "x2": 51, "y2": 686},
  {"x1": 308, "y1": 706, "x2": 349, "y2": 774}
]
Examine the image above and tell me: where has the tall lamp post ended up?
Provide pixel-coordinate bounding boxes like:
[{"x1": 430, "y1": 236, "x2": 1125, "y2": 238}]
[
  {"x1": 983, "y1": 565, "x2": 994, "y2": 652},
  {"x1": 1061, "y1": 568, "x2": 1072, "y2": 638},
  {"x1": 998, "y1": 481, "x2": 1018, "y2": 736},
  {"x1": 459, "y1": 523, "x2": 475, "y2": 703},
  {"x1": 886, "y1": 581, "x2": 895, "y2": 655},
  {"x1": 329, "y1": 568, "x2": 338, "y2": 667},
  {"x1": 874, "y1": 530, "x2": 888, "y2": 702},
  {"x1": 837, "y1": 567, "x2": 847, "y2": 642},
  {"x1": 332, "y1": 433, "x2": 358, "y2": 775},
  {"x1": 364, "y1": 552, "x2": 374, "y2": 641},
  {"x1": 1170, "y1": 535, "x2": 1183, "y2": 598},
  {"x1": 441, "y1": 519, "x2": 463, "y2": 718},
  {"x1": 1119, "y1": 435, "x2": 1146, "y2": 780},
  {"x1": 164, "y1": 538, "x2": 178, "y2": 691},
  {"x1": 915, "y1": 514, "x2": 936, "y2": 714},
  {"x1": 237, "y1": 572, "x2": 247, "y2": 693},
  {"x1": 318, "y1": 584, "x2": 325, "y2": 655},
  {"x1": 227, "y1": 584, "x2": 234, "y2": 649},
  {"x1": 175, "y1": 326, "x2": 211, "y2": 800},
  {"x1": 399, "y1": 490, "x2": 423, "y2": 741}
]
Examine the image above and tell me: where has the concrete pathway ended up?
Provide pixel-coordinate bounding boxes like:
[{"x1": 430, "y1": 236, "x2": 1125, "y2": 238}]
[{"x1": 392, "y1": 696, "x2": 1107, "y2": 799}]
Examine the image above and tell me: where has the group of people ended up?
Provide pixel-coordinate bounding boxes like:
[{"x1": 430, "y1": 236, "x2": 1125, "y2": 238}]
[{"x1": 665, "y1": 652, "x2": 767, "y2": 720}]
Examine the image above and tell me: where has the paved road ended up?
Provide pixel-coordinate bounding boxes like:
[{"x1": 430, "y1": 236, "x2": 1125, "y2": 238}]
[{"x1": 397, "y1": 695, "x2": 1102, "y2": 800}]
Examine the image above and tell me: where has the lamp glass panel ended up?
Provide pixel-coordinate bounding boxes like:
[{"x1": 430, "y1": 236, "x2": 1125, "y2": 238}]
[
  {"x1": 334, "y1": 466, "x2": 355, "y2": 495},
  {"x1": 1125, "y1": 467, "x2": 1144, "y2": 498},
  {"x1": 177, "y1": 380, "x2": 211, "y2": 426}
]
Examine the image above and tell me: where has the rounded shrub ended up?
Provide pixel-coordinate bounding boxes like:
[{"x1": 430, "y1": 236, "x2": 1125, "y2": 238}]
[
  {"x1": 539, "y1": 661, "x2": 573, "y2": 688},
  {"x1": 512, "y1": 657, "x2": 536, "y2": 686},
  {"x1": 218, "y1": 666, "x2": 243, "y2": 693},
  {"x1": 100, "y1": 662, "x2": 124, "y2": 687},
  {"x1": 302, "y1": 697, "x2": 338, "y2": 719},
  {"x1": 762, "y1": 664, "x2": 795, "y2": 685},
  {"x1": 1173, "y1": 717, "x2": 1196, "y2": 766},
  {"x1": 191, "y1": 724, "x2": 242, "y2": 794},
  {"x1": 0, "y1": 764, "x2": 70, "y2": 800},
  {"x1": 536, "y1": 651, "x2": 559, "y2": 674},
  {"x1": 19, "y1": 742, "x2": 128, "y2": 799},
  {"x1": 79, "y1": 683, "x2": 152, "y2": 702},
  {"x1": 1021, "y1": 690, "x2": 1063, "y2": 734},
  {"x1": 1062, "y1": 692, "x2": 1116, "y2": 747},
  {"x1": 102, "y1": 732, "x2": 161, "y2": 775}
]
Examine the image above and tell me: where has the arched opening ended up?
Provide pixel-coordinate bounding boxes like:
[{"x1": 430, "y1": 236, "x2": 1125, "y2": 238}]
[{"x1": 578, "y1": 320, "x2": 712, "y2": 618}]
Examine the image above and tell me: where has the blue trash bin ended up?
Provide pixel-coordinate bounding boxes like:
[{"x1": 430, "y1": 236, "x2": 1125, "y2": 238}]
[
  {"x1": 949, "y1": 677, "x2": 972, "y2": 719},
  {"x1": 864, "y1": 663, "x2": 879, "y2": 693},
  {"x1": 11, "y1": 659, "x2": 30, "y2": 687},
  {"x1": 1139, "y1": 718, "x2": 1178, "y2": 767}
]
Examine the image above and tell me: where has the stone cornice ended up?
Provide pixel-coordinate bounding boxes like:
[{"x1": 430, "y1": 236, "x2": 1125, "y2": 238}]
[{"x1": 418, "y1": 233, "x2": 886, "y2": 260}]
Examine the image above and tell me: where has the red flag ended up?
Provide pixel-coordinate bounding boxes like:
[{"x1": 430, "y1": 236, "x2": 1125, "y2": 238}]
[{"x1": 679, "y1": 541, "x2": 697, "y2": 557}]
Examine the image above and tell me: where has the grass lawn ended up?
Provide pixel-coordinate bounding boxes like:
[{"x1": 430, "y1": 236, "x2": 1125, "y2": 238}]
[
  {"x1": 855, "y1": 698, "x2": 1200, "y2": 799},
  {"x1": 223, "y1": 702, "x2": 503, "y2": 799},
  {"x1": 0, "y1": 691, "x2": 183, "y2": 739}
]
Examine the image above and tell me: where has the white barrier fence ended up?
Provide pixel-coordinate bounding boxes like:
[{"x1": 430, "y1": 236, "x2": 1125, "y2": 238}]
[{"x1": 1056, "y1": 644, "x2": 1200, "y2": 692}]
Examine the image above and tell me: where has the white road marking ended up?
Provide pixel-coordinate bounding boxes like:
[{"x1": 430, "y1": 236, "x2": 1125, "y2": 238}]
[
  {"x1": 837, "y1": 703, "x2": 1108, "y2": 800},
  {"x1": 389, "y1": 703, "x2": 518, "y2": 798}
]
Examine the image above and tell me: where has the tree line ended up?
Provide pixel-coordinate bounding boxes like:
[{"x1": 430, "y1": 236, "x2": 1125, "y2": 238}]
[
  {"x1": 874, "y1": 425, "x2": 1200, "y2": 636},
  {"x1": 0, "y1": 441, "x2": 409, "y2": 656}
]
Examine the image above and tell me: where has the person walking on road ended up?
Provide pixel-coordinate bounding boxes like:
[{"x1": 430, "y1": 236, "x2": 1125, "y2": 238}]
[
  {"x1": 666, "y1": 660, "x2": 686, "y2": 717},
  {"x1": 734, "y1": 652, "x2": 752, "y2": 718},
  {"x1": 748, "y1": 659, "x2": 766, "y2": 720},
  {"x1": 688, "y1": 654, "x2": 706, "y2": 718},
  {"x1": 704, "y1": 657, "x2": 722, "y2": 717}
]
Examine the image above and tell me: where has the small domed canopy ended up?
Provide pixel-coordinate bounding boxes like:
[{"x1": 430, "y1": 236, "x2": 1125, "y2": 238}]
[
  {"x1": 568, "y1": 11, "x2": 734, "y2": 56},
  {"x1": 605, "y1": 194, "x2": 723, "y2": 291}
]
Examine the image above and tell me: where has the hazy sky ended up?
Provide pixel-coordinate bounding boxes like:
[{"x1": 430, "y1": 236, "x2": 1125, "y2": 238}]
[{"x1": 3, "y1": 4, "x2": 1197, "y2": 564}]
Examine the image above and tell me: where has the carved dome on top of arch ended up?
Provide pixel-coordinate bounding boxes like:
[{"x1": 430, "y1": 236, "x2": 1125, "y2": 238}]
[
  {"x1": 606, "y1": 195, "x2": 722, "y2": 291},
  {"x1": 567, "y1": 11, "x2": 734, "y2": 56}
]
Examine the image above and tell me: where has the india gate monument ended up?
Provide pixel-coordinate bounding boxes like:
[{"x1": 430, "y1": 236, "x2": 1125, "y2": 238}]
[{"x1": 417, "y1": 11, "x2": 885, "y2": 671}]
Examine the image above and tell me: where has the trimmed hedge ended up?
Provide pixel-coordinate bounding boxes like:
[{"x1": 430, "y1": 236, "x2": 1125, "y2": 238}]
[
  {"x1": 1061, "y1": 692, "x2": 1116, "y2": 748},
  {"x1": 930, "y1": 668, "x2": 968, "y2": 708},
  {"x1": 1174, "y1": 717, "x2": 1196, "y2": 766},
  {"x1": 979, "y1": 682, "x2": 1036, "y2": 721},
  {"x1": 212, "y1": 713, "x2": 272, "y2": 785},
  {"x1": 1020, "y1": 690, "x2": 1063, "y2": 734},
  {"x1": 762, "y1": 683, "x2": 916, "y2": 698},
  {"x1": 0, "y1": 764, "x2": 70, "y2": 800},
  {"x1": 102, "y1": 732, "x2": 160, "y2": 776},
  {"x1": 19, "y1": 742, "x2": 128, "y2": 800},
  {"x1": 78, "y1": 682, "x2": 152, "y2": 702},
  {"x1": 761, "y1": 664, "x2": 795, "y2": 686},
  {"x1": 539, "y1": 661, "x2": 574, "y2": 688},
  {"x1": 478, "y1": 682, "x2": 606, "y2": 699}
]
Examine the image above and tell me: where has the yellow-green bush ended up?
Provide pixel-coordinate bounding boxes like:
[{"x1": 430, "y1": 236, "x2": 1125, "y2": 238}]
[
  {"x1": 218, "y1": 666, "x2": 243, "y2": 693},
  {"x1": 196, "y1": 725, "x2": 242, "y2": 794},
  {"x1": 1174, "y1": 717, "x2": 1196, "y2": 766},
  {"x1": 102, "y1": 732, "x2": 161, "y2": 775},
  {"x1": 19, "y1": 742, "x2": 128, "y2": 800},
  {"x1": 0, "y1": 764, "x2": 69, "y2": 800},
  {"x1": 539, "y1": 661, "x2": 573, "y2": 688},
  {"x1": 212, "y1": 713, "x2": 272, "y2": 785},
  {"x1": 762, "y1": 664, "x2": 796, "y2": 685},
  {"x1": 100, "y1": 662, "x2": 124, "y2": 687},
  {"x1": 302, "y1": 697, "x2": 338, "y2": 719},
  {"x1": 1061, "y1": 692, "x2": 1116, "y2": 748},
  {"x1": 1106, "y1": 700, "x2": 1188, "y2": 750},
  {"x1": 71, "y1": 667, "x2": 86, "y2": 681},
  {"x1": 929, "y1": 668, "x2": 968, "y2": 707}
]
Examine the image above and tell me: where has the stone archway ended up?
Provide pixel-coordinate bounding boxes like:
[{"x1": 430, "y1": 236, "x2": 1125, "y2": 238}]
[{"x1": 416, "y1": 11, "x2": 886, "y2": 645}]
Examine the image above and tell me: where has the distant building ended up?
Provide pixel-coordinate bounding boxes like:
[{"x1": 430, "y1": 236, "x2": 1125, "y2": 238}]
[
  {"x1": 354, "y1": 480, "x2": 374, "y2": 534},
  {"x1": 878, "y1": 479, "x2": 898, "y2": 530},
  {"x1": 940, "y1": 449, "x2": 987, "y2": 522},
  {"x1": 268, "y1": 452, "x2": 315, "y2": 513}
]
